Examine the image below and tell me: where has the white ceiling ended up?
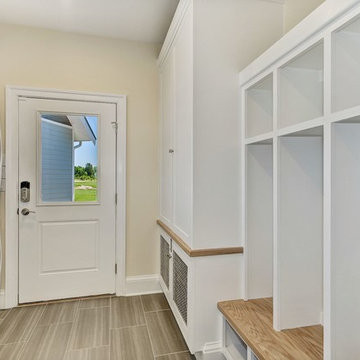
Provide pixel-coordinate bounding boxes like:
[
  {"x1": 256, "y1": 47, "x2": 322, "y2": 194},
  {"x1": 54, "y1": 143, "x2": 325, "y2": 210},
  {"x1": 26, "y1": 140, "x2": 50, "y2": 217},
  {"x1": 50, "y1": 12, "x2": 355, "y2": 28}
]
[{"x1": 0, "y1": 0, "x2": 180, "y2": 43}]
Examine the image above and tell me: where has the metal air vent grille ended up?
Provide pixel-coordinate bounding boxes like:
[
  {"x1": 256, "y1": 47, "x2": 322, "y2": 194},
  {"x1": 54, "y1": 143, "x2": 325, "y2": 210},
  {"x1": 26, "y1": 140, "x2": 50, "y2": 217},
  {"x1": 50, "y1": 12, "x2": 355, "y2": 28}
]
[
  {"x1": 173, "y1": 251, "x2": 188, "y2": 324},
  {"x1": 160, "y1": 236, "x2": 170, "y2": 288}
]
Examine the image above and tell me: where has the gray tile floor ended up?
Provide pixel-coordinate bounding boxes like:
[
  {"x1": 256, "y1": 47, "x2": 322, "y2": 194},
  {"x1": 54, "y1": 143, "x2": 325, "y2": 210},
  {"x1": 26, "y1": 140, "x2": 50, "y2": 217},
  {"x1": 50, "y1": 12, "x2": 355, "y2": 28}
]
[{"x1": 0, "y1": 293, "x2": 195, "y2": 360}]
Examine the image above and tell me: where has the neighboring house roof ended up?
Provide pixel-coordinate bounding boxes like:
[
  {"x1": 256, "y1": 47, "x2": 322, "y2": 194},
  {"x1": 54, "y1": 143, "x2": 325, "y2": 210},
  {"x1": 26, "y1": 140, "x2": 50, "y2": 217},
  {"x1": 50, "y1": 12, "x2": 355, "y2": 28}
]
[{"x1": 41, "y1": 114, "x2": 96, "y2": 144}]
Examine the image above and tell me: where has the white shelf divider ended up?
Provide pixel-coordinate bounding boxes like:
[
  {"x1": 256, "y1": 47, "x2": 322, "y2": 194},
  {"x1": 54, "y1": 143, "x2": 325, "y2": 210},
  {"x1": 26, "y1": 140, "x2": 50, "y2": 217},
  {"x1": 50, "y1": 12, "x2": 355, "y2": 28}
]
[{"x1": 244, "y1": 132, "x2": 273, "y2": 145}]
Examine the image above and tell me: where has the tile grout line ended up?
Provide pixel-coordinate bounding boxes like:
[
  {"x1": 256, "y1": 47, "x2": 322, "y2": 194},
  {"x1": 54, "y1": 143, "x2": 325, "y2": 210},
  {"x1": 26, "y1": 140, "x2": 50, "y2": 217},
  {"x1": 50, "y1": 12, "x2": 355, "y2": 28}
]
[
  {"x1": 0, "y1": 308, "x2": 13, "y2": 323},
  {"x1": 16, "y1": 302, "x2": 47, "y2": 360},
  {"x1": 109, "y1": 296, "x2": 147, "y2": 330},
  {"x1": 140, "y1": 295, "x2": 158, "y2": 360},
  {"x1": 154, "y1": 350, "x2": 191, "y2": 358},
  {"x1": 111, "y1": 323, "x2": 148, "y2": 330},
  {"x1": 108, "y1": 295, "x2": 112, "y2": 359},
  {"x1": 143, "y1": 308, "x2": 171, "y2": 314},
  {"x1": 110, "y1": 297, "x2": 114, "y2": 330}
]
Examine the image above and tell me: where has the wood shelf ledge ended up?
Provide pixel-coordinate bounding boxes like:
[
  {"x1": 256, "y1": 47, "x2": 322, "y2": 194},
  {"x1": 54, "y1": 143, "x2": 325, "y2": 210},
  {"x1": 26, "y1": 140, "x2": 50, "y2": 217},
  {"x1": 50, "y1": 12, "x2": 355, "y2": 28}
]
[
  {"x1": 157, "y1": 220, "x2": 244, "y2": 257},
  {"x1": 218, "y1": 298, "x2": 323, "y2": 360}
]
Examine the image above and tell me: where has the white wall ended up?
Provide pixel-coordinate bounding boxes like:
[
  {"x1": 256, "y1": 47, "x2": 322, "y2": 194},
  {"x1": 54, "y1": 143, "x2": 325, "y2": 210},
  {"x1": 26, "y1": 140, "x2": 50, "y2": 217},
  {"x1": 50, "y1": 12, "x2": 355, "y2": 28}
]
[
  {"x1": 0, "y1": 23, "x2": 160, "y2": 288},
  {"x1": 284, "y1": 0, "x2": 325, "y2": 32}
]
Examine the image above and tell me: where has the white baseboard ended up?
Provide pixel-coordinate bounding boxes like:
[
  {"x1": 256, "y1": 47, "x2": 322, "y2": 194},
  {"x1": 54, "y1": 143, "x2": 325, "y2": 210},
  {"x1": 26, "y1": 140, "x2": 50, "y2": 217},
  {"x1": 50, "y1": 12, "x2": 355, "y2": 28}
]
[
  {"x1": 0, "y1": 290, "x2": 5, "y2": 309},
  {"x1": 125, "y1": 274, "x2": 161, "y2": 296},
  {"x1": 0, "y1": 277, "x2": 161, "y2": 308},
  {"x1": 203, "y1": 341, "x2": 223, "y2": 353}
]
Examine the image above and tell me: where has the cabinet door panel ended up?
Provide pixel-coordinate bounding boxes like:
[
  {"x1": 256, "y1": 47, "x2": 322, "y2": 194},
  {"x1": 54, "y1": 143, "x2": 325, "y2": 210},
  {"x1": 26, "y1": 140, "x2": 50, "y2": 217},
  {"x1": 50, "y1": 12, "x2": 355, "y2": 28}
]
[
  {"x1": 160, "y1": 51, "x2": 174, "y2": 223},
  {"x1": 173, "y1": 7, "x2": 193, "y2": 240}
]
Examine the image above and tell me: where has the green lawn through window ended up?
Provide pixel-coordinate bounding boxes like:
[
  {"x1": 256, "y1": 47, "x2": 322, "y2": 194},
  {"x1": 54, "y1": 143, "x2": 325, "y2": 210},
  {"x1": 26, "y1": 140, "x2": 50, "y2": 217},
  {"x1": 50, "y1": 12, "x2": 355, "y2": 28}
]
[{"x1": 74, "y1": 180, "x2": 97, "y2": 202}]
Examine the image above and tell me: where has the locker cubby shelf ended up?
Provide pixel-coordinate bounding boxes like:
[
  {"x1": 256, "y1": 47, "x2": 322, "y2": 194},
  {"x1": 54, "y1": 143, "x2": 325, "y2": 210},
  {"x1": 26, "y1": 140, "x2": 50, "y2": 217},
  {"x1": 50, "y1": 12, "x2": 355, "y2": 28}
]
[
  {"x1": 245, "y1": 142, "x2": 273, "y2": 300},
  {"x1": 224, "y1": 321, "x2": 248, "y2": 360},
  {"x1": 245, "y1": 74, "x2": 273, "y2": 138},
  {"x1": 332, "y1": 16, "x2": 360, "y2": 112},
  {"x1": 238, "y1": 3, "x2": 360, "y2": 358},
  {"x1": 277, "y1": 133, "x2": 323, "y2": 330},
  {"x1": 278, "y1": 42, "x2": 324, "y2": 128}
]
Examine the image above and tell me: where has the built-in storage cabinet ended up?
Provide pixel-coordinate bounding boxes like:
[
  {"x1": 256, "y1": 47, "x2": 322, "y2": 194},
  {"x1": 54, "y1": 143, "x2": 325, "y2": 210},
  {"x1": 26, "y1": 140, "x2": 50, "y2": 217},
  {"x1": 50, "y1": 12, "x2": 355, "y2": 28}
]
[
  {"x1": 245, "y1": 75, "x2": 273, "y2": 138},
  {"x1": 159, "y1": 228, "x2": 242, "y2": 354},
  {"x1": 159, "y1": 0, "x2": 284, "y2": 250},
  {"x1": 278, "y1": 42, "x2": 324, "y2": 128},
  {"x1": 245, "y1": 142, "x2": 273, "y2": 300},
  {"x1": 159, "y1": 0, "x2": 284, "y2": 353},
  {"x1": 239, "y1": 2, "x2": 360, "y2": 358},
  {"x1": 332, "y1": 16, "x2": 360, "y2": 113},
  {"x1": 276, "y1": 133, "x2": 323, "y2": 330},
  {"x1": 159, "y1": 5, "x2": 192, "y2": 242}
]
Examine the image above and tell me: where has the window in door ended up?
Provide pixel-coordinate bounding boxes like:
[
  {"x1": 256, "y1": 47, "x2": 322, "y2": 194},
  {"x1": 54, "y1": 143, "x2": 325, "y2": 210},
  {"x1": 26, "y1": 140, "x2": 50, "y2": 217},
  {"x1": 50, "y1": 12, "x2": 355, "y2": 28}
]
[{"x1": 40, "y1": 113, "x2": 98, "y2": 203}]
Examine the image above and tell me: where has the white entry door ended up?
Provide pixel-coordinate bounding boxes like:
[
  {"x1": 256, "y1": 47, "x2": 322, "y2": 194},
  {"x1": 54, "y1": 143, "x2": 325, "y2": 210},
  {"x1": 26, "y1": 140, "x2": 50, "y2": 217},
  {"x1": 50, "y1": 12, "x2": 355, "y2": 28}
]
[{"x1": 18, "y1": 98, "x2": 117, "y2": 303}]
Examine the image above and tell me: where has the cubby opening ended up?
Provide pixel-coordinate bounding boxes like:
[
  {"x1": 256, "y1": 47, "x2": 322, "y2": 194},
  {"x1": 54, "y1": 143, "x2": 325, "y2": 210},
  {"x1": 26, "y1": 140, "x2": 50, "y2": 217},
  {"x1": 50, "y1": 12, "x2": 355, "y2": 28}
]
[
  {"x1": 224, "y1": 321, "x2": 248, "y2": 360},
  {"x1": 331, "y1": 120, "x2": 360, "y2": 358},
  {"x1": 277, "y1": 129, "x2": 323, "y2": 330},
  {"x1": 332, "y1": 16, "x2": 360, "y2": 112},
  {"x1": 245, "y1": 74, "x2": 273, "y2": 138},
  {"x1": 246, "y1": 141, "x2": 273, "y2": 299},
  {"x1": 278, "y1": 42, "x2": 324, "y2": 128}
]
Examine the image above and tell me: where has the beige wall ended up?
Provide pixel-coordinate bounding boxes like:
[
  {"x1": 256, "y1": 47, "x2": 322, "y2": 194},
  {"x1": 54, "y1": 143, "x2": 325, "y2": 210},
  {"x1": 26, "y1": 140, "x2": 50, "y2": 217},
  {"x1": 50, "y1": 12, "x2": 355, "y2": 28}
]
[
  {"x1": 0, "y1": 23, "x2": 160, "y2": 285},
  {"x1": 284, "y1": 0, "x2": 325, "y2": 32}
]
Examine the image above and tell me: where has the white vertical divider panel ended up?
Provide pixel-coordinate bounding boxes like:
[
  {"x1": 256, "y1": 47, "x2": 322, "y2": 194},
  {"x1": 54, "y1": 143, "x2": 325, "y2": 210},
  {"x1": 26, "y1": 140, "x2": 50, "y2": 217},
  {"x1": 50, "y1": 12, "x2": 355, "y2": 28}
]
[
  {"x1": 323, "y1": 33, "x2": 332, "y2": 360},
  {"x1": 277, "y1": 136, "x2": 323, "y2": 330},
  {"x1": 323, "y1": 123, "x2": 331, "y2": 360},
  {"x1": 331, "y1": 123, "x2": 360, "y2": 359},
  {"x1": 272, "y1": 69, "x2": 280, "y2": 331},
  {"x1": 241, "y1": 87, "x2": 247, "y2": 300}
]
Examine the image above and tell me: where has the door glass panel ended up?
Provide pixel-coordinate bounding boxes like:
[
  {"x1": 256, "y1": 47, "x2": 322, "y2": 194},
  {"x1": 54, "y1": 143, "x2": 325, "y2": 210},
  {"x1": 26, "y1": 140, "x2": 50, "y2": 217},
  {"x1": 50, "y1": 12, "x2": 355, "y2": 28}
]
[{"x1": 40, "y1": 113, "x2": 98, "y2": 203}]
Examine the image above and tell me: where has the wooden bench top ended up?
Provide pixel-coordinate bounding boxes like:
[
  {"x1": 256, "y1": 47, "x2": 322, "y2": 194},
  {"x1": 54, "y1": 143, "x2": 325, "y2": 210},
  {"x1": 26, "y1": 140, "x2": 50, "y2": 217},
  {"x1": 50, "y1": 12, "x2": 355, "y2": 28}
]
[
  {"x1": 218, "y1": 298, "x2": 323, "y2": 360},
  {"x1": 157, "y1": 219, "x2": 243, "y2": 257}
]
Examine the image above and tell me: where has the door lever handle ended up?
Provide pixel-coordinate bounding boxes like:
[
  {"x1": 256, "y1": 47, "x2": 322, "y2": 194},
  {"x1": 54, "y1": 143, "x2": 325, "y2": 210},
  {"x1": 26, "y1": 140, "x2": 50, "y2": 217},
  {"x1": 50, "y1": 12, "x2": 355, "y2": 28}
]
[{"x1": 21, "y1": 208, "x2": 36, "y2": 216}]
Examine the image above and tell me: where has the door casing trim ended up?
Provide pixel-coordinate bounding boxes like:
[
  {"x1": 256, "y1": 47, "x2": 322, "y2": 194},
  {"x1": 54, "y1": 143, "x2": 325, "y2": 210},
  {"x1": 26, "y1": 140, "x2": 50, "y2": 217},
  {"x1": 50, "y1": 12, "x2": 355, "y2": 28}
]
[{"x1": 5, "y1": 86, "x2": 127, "y2": 308}]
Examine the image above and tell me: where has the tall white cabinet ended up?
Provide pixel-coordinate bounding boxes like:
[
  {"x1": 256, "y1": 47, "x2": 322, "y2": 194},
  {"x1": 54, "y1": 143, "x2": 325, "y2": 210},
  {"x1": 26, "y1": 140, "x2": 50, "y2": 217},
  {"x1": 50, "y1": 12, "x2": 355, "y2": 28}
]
[
  {"x1": 239, "y1": 0, "x2": 360, "y2": 358},
  {"x1": 158, "y1": 0, "x2": 284, "y2": 353}
]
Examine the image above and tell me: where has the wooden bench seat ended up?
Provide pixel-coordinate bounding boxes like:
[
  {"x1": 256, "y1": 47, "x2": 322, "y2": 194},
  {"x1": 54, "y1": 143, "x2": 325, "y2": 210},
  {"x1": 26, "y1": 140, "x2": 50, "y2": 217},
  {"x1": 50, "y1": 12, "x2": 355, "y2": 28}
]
[{"x1": 218, "y1": 298, "x2": 323, "y2": 360}]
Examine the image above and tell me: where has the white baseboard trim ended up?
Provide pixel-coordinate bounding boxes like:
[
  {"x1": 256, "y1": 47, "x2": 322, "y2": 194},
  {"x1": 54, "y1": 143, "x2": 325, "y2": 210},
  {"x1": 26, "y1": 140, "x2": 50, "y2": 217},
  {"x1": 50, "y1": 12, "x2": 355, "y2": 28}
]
[
  {"x1": 125, "y1": 274, "x2": 161, "y2": 296},
  {"x1": 203, "y1": 341, "x2": 223, "y2": 353}
]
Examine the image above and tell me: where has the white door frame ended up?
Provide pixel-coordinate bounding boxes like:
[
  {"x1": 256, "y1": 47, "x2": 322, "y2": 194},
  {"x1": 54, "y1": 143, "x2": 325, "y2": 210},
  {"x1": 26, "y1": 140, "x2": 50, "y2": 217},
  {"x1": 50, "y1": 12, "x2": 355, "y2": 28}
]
[{"x1": 5, "y1": 86, "x2": 127, "y2": 308}]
